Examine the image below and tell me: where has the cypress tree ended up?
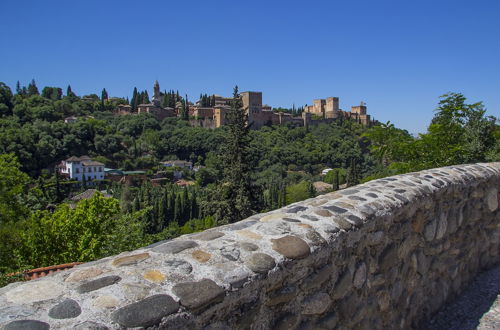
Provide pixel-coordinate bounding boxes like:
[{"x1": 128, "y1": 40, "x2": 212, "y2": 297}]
[
  {"x1": 346, "y1": 159, "x2": 360, "y2": 187},
  {"x1": 16, "y1": 81, "x2": 21, "y2": 95},
  {"x1": 174, "y1": 193, "x2": 181, "y2": 223},
  {"x1": 101, "y1": 88, "x2": 108, "y2": 100},
  {"x1": 131, "y1": 87, "x2": 138, "y2": 111},
  {"x1": 27, "y1": 79, "x2": 39, "y2": 95},
  {"x1": 333, "y1": 170, "x2": 340, "y2": 190},
  {"x1": 143, "y1": 90, "x2": 150, "y2": 103},
  {"x1": 213, "y1": 85, "x2": 256, "y2": 223}
]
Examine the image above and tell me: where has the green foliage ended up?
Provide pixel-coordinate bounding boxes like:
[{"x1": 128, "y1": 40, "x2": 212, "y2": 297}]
[
  {"x1": 285, "y1": 180, "x2": 315, "y2": 205},
  {"x1": 212, "y1": 86, "x2": 257, "y2": 224},
  {"x1": 324, "y1": 168, "x2": 346, "y2": 185},
  {"x1": 363, "y1": 93, "x2": 499, "y2": 176},
  {"x1": 0, "y1": 154, "x2": 30, "y2": 224},
  {"x1": 16, "y1": 193, "x2": 148, "y2": 267},
  {"x1": 0, "y1": 82, "x2": 13, "y2": 116}
]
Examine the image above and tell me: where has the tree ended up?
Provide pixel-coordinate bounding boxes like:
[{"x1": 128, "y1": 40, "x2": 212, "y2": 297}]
[
  {"x1": 17, "y1": 193, "x2": 148, "y2": 268},
  {"x1": 0, "y1": 82, "x2": 13, "y2": 116},
  {"x1": 285, "y1": 181, "x2": 315, "y2": 205},
  {"x1": 0, "y1": 154, "x2": 30, "y2": 225},
  {"x1": 66, "y1": 85, "x2": 76, "y2": 98},
  {"x1": 101, "y1": 88, "x2": 108, "y2": 101},
  {"x1": 27, "y1": 79, "x2": 39, "y2": 96},
  {"x1": 0, "y1": 154, "x2": 30, "y2": 273},
  {"x1": 16, "y1": 81, "x2": 22, "y2": 95},
  {"x1": 131, "y1": 87, "x2": 138, "y2": 111},
  {"x1": 208, "y1": 86, "x2": 256, "y2": 224},
  {"x1": 346, "y1": 158, "x2": 360, "y2": 187},
  {"x1": 41, "y1": 87, "x2": 62, "y2": 100}
]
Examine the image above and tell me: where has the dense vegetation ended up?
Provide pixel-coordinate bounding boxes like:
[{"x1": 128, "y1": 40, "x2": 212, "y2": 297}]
[{"x1": 0, "y1": 80, "x2": 497, "y2": 285}]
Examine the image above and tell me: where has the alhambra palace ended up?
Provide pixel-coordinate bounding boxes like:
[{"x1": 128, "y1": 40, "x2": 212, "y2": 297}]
[{"x1": 115, "y1": 81, "x2": 377, "y2": 128}]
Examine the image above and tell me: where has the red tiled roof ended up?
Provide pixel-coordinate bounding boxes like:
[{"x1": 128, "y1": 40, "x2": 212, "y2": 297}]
[{"x1": 9, "y1": 262, "x2": 82, "y2": 281}]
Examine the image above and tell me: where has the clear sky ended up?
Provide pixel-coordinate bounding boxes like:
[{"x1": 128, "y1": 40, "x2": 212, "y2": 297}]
[{"x1": 1, "y1": 0, "x2": 499, "y2": 133}]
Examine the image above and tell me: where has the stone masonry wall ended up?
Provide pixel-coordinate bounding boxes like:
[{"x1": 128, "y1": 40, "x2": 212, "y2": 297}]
[{"x1": 1, "y1": 163, "x2": 499, "y2": 329}]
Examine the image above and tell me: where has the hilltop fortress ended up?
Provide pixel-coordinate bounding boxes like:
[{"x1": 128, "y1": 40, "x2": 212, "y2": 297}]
[{"x1": 116, "y1": 81, "x2": 377, "y2": 129}]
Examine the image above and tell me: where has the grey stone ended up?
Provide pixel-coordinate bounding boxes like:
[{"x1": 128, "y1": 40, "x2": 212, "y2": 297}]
[
  {"x1": 220, "y1": 246, "x2": 240, "y2": 261},
  {"x1": 226, "y1": 220, "x2": 257, "y2": 230},
  {"x1": 2, "y1": 320, "x2": 50, "y2": 330},
  {"x1": 303, "y1": 265, "x2": 335, "y2": 290},
  {"x1": 486, "y1": 187, "x2": 498, "y2": 211},
  {"x1": 340, "y1": 189, "x2": 359, "y2": 195},
  {"x1": 76, "y1": 275, "x2": 121, "y2": 294},
  {"x1": 286, "y1": 206, "x2": 308, "y2": 213},
  {"x1": 436, "y1": 216, "x2": 448, "y2": 240},
  {"x1": 112, "y1": 294, "x2": 179, "y2": 328},
  {"x1": 266, "y1": 286, "x2": 296, "y2": 306},
  {"x1": 48, "y1": 298, "x2": 81, "y2": 319},
  {"x1": 122, "y1": 283, "x2": 151, "y2": 300},
  {"x1": 306, "y1": 230, "x2": 327, "y2": 246},
  {"x1": 353, "y1": 263, "x2": 367, "y2": 288},
  {"x1": 302, "y1": 292, "x2": 331, "y2": 315},
  {"x1": 192, "y1": 231, "x2": 224, "y2": 241},
  {"x1": 366, "y1": 192, "x2": 378, "y2": 198},
  {"x1": 424, "y1": 219, "x2": 437, "y2": 241},
  {"x1": 283, "y1": 217, "x2": 301, "y2": 222},
  {"x1": 246, "y1": 253, "x2": 276, "y2": 274},
  {"x1": 301, "y1": 215, "x2": 319, "y2": 221},
  {"x1": 4, "y1": 280, "x2": 64, "y2": 304},
  {"x1": 0, "y1": 306, "x2": 35, "y2": 323},
  {"x1": 324, "y1": 205, "x2": 348, "y2": 214},
  {"x1": 271, "y1": 235, "x2": 310, "y2": 259},
  {"x1": 379, "y1": 244, "x2": 398, "y2": 272},
  {"x1": 348, "y1": 195, "x2": 367, "y2": 201},
  {"x1": 163, "y1": 258, "x2": 193, "y2": 275},
  {"x1": 239, "y1": 242, "x2": 259, "y2": 251},
  {"x1": 172, "y1": 279, "x2": 225, "y2": 311},
  {"x1": 224, "y1": 268, "x2": 250, "y2": 288},
  {"x1": 346, "y1": 214, "x2": 363, "y2": 226},
  {"x1": 394, "y1": 194, "x2": 409, "y2": 203},
  {"x1": 317, "y1": 312, "x2": 339, "y2": 329},
  {"x1": 74, "y1": 321, "x2": 109, "y2": 330},
  {"x1": 332, "y1": 216, "x2": 353, "y2": 231},
  {"x1": 152, "y1": 240, "x2": 198, "y2": 254},
  {"x1": 274, "y1": 313, "x2": 300, "y2": 330},
  {"x1": 367, "y1": 231, "x2": 385, "y2": 246},
  {"x1": 332, "y1": 270, "x2": 352, "y2": 299}
]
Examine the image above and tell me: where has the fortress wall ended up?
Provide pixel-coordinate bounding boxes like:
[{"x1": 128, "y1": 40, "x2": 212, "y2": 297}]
[{"x1": 1, "y1": 163, "x2": 499, "y2": 329}]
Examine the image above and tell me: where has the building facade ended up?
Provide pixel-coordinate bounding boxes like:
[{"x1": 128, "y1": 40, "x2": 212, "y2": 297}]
[{"x1": 57, "y1": 156, "x2": 105, "y2": 183}]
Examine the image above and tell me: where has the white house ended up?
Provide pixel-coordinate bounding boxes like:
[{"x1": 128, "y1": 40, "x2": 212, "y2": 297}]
[
  {"x1": 321, "y1": 168, "x2": 333, "y2": 176},
  {"x1": 161, "y1": 160, "x2": 193, "y2": 170},
  {"x1": 57, "y1": 156, "x2": 105, "y2": 183}
]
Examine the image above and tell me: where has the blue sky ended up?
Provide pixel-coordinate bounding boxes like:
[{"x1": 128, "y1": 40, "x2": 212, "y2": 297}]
[{"x1": 1, "y1": 0, "x2": 499, "y2": 133}]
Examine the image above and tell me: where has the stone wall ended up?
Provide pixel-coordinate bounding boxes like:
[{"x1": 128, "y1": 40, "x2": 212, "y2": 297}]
[{"x1": 1, "y1": 163, "x2": 499, "y2": 329}]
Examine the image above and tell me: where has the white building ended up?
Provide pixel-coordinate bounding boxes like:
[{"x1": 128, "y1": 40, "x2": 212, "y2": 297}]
[{"x1": 57, "y1": 156, "x2": 105, "y2": 183}]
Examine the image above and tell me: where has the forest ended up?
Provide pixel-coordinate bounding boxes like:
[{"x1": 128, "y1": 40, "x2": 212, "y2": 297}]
[{"x1": 0, "y1": 80, "x2": 498, "y2": 285}]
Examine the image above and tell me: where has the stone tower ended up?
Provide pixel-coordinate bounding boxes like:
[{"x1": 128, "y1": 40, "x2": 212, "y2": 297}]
[{"x1": 153, "y1": 80, "x2": 160, "y2": 99}]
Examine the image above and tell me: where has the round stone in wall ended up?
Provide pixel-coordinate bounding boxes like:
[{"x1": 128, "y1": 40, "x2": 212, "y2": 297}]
[
  {"x1": 486, "y1": 187, "x2": 498, "y2": 211},
  {"x1": 4, "y1": 280, "x2": 64, "y2": 304},
  {"x1": 3, "y1": 320, "x2": 50, "y2": 330},
  {"x1": 246, "y1": 253, "x2": 276, "y2": 274},
  {"x1": 48, "y1": 298, "x2": 82, "y2": 319},
  {"x1": 271, "y1": 235, "x2": 311, "y2": 259},
  {"x1": 163, "y1": 258, "x2": 193, "y2": 275}
]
